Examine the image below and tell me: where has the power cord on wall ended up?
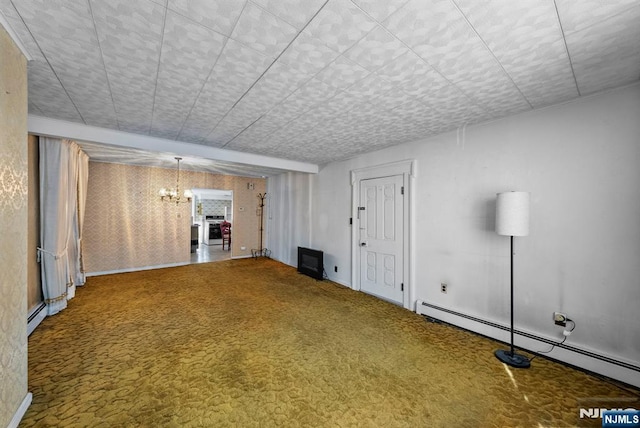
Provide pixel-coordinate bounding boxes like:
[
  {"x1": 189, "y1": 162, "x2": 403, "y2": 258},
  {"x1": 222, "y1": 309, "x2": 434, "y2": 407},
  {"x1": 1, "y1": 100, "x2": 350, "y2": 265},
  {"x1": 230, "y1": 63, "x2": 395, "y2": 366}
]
[{"x1": 528, "y1": 319, "x2": 576, "y2": 363}]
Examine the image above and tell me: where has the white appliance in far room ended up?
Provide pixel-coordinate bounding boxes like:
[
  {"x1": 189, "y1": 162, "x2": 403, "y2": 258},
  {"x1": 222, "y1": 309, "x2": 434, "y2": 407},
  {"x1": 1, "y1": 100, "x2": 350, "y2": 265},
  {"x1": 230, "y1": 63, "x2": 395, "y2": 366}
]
[{"x1": 205, "y1": 215, "x2": 224, "y2": 245}]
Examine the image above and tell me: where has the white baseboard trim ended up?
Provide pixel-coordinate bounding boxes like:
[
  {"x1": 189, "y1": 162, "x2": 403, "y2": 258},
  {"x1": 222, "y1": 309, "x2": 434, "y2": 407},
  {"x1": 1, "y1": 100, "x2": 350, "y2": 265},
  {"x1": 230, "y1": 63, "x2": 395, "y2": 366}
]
[
  {"x1": 327, "y1": 277, "x2": 351, "y2": 288},
  {"x1": 231, "y1": 255, "x2": 253, "y2": 260},
  {"x1": 416, "y1": 300, "x2": 640, "y2": 388},
  {"x1": 86, "y1": 262, "x2": 190, "y2": 277},
  {"x1": 27, "y1": 303, "x2": 47, "y2": 336},
  {"x1": 8, "y1": 392, "x2": 32, "y2": 428}
]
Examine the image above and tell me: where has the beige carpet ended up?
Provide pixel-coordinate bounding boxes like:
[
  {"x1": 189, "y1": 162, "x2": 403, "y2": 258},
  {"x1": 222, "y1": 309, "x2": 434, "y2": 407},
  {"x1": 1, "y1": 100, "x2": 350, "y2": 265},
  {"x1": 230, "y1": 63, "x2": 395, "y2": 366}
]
[{"x1": 22, "y1": 258, "x2": 638, "y2": 427}]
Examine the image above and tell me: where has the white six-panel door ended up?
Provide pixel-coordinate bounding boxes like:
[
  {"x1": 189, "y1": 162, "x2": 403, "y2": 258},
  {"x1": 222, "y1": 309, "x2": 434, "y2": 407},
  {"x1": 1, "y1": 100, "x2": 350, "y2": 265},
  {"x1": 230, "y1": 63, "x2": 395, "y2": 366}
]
[{"x1": 359, "y1": 175, "x2": 404, "y2": 305}]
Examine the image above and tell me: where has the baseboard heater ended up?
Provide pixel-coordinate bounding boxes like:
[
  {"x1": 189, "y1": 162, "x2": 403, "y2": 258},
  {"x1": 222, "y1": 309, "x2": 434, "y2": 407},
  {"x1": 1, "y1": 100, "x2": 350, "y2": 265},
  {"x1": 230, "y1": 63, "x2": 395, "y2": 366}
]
[
  {"x1": 27, "y1": 302, "x2": 46, "y2": 323},
  {"x1": 418, "y1": 301, "x2": 640, "y2": 374},
  {"x1": 27, "y1": 302, "x2": 47, "y2": 336}
]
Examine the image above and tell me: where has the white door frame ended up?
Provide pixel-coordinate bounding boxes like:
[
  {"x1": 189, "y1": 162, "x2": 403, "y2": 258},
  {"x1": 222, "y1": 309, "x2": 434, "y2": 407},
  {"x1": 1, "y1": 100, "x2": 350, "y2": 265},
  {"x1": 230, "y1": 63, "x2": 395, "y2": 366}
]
[{"x1": 350, "y1": 160, "x2": 416, "y2": 310}]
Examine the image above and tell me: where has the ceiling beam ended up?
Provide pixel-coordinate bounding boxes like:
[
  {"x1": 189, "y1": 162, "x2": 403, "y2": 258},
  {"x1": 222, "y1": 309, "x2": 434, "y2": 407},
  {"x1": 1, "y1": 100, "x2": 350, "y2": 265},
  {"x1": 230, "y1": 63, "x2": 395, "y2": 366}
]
[{"x1": 28, "y1": 115, "x2": 318, "y2": 174}]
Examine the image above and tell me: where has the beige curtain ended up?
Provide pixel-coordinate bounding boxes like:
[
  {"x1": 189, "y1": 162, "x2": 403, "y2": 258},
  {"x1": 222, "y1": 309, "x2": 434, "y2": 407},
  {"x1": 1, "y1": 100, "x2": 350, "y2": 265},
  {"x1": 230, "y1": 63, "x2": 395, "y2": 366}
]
[
  {"x1": 38, "y1": 138, "x2": 88, "y2": 315},
  {"x1": 73, "y1": 149, "x2": 89, "y2": 287}
]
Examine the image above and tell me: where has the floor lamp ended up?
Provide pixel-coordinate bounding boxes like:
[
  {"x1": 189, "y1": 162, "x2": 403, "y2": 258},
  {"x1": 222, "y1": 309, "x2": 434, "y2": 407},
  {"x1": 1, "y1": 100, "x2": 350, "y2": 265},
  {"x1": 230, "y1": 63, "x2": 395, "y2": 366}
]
[{"x1": 495, "y1": 191, "x2": 530, "y2": 368}]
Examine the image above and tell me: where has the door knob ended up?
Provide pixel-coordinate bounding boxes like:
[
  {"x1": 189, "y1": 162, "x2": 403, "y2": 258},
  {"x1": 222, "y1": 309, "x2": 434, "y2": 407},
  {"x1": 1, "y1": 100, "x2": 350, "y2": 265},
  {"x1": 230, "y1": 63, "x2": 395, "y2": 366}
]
[{"x1": 360, "y1": 242, "x2": 367, "y2": 246}]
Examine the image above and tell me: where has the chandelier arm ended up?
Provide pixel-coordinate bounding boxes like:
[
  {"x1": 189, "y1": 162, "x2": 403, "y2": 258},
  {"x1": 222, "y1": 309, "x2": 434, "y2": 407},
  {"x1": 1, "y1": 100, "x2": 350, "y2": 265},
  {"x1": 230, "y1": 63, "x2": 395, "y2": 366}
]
[{"x1": 176, "y1": 157, "x2": 181, "y2": 197}]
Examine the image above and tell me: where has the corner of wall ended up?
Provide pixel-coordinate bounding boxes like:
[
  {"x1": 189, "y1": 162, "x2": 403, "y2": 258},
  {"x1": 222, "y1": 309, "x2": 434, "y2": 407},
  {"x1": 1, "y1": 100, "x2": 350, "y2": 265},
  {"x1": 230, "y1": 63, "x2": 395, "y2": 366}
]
[{"x1": 0, "y1": 23, "x2": 30, "y2": 428}]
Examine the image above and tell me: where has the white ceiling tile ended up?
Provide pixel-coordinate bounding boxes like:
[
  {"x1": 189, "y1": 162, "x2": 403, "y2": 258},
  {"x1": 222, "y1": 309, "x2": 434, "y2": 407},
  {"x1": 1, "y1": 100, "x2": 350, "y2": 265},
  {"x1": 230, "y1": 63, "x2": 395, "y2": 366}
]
[
  {"x1": 314, "y1": 55, "x2": 370, "y2": 90},
  {"x1": 455, "y1": 0, "x2": 578, "y2": 105},
  {"x1": 28, "y1": 101, "x2": 43, "y2": 116},
  {"x1": 277, "y1": 31, "x2": 341, "y2": 76},
  {"x1": 270, "y1": 78, "x2": 342, "y2": 123},
  {"x1": 351, "y1": 0, "x2": 410, "y2": 23},
  {"x1": 389, "y1": 97, "x2": 434, "y2": 119},
  {"x1": 3, "y1": 0, "x2": 637, "y2": 168},
  {"x1": 236, "y1": 115, "x2": 283, "y2": 140},
  {"x1": 251, "y1": 0, "x2": 326, "y2": 30},
  {"x1": 375, "y1": 51, "x2": 434, "y2": 83},
  {"x1": 178, "y1": 38, "x2": 273, "y2": 138},
  {"x1": 91, "y1": 0, "x2": 165, "y2": 133},
  {"x1": 178, "y1": 43, "x2": 274, "y2": 141},
  {"x1": 288, "y1": 109, "x2": 328, "y2": 132},
  {"x1": 387, "y1": 0, "x2": 507, "y2": 86},
  {"x1": 524, "y1": 84, "x2": 579, "y2": 109},
  {"x1": 203, "y1": 122, "x2": 245, "y2": 147},
  {"x1": 213, "y1": 38, "x2": 275, "y2": 83},
  {"x1": 555, "y1": 0, "x2": 639, "y2": 35},
  {"x1": 453, "y1": 72, "x2": 530, "y2": 113},
  {"x1": 507, "y1": 58, "x2": 578, "y2": 108},
  {"x1": 291, "y1": 77, "x2": 343, "y2": 106},
  {"x1": 344, "y1": 72, "x2": 397, "y2": 102},
  {"x1": 383, "y1": 0, "x2": 450, "y2": 50},
  {"x1": 418, "y1": 84, "x2": 483, "y2": 118},
  {"x1": 247, "y1": 114, "x2": 288, "y2": 138},
  {"x1": 375, "y1": 51, "x2": 450, "y2": 98},
  {"x1": 310, "y1": 90, "x2": 360, "y2": 118},
  {"x1": 343, "y1": 25, "x2": 408, "y2": 71},
  {"x1": 0, "y1": 0, "x2": 45, "y2": 61},
  {"x1": 27, "y1": 62, "x2": 83, "y2": 122},
  {"x1": 151, "y1": 11, "x2": 226, "y2": 139},
  {"x1": 178, "y1": 122, "x2": 225, "y2": 145},
  {"x1": 13, "y1": 0, "x2": 118, "y2": 128},
  {"x1": 246, "y1": 62, "x2": 312, "y2": 107},
  {"x1": 566, "y1": 5, "x2": 640, "y2": 95},
  {"x1": 231, "y1": 2, "x2": 298, "y2": 58},
  {"x1": 305, "y1": 0, "x2": 377, "y2": 54},
  {"x1": 573, "y1": 57, "x2": 640, "y2": 96},
  {"x1": 366, "y1": 86, "x2": 413, "y2": 112},
  {"x1": 167, "y1": 0, "x2": 245, "y2": 36}
]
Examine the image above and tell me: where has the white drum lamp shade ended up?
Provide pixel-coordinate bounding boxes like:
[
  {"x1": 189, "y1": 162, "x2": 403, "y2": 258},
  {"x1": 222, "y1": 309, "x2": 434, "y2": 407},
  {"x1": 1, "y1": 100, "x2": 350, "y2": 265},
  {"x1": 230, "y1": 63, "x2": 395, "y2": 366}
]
[{"x1": 496, "y1": 192, "x2": 530, "y2": 237}]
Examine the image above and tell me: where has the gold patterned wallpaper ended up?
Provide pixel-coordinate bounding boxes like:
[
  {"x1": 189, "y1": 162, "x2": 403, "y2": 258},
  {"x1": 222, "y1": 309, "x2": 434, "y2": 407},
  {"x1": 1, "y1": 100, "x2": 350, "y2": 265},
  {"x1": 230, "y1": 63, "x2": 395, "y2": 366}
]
[
  {"x1": 0, "y1": 24, "x2": 29, "y2": 427},
  {"x1": 27, "y1": 134, "x2": 43, "y2": 311},
  {"x1": 83, "y1": 162, "x2": 265, "y2": 273}
]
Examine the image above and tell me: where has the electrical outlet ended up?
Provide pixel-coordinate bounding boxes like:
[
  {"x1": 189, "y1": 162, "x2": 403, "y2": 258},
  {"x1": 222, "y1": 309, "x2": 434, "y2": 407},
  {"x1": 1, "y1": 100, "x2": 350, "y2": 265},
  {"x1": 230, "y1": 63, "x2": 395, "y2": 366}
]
[
  {"x1": 553, "y1": 312, "x2": 567, "y2": 327},
  {"x1": 441, "y1": 283, "x2": 447, "y2": 293}
]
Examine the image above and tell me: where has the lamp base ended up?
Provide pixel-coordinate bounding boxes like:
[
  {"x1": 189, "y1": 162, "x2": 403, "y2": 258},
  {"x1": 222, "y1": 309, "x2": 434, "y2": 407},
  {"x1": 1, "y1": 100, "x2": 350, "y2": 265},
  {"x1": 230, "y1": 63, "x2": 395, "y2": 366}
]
[{"x1": 495, "y1": 349, "x2": 531, "y2": 368}]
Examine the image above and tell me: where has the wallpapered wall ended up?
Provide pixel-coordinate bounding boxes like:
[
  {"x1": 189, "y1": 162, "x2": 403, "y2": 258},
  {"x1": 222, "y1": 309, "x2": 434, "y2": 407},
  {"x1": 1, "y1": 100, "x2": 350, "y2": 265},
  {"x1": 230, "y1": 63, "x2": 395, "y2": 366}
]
[
  {"x1": 83, "y1": 161, "x2": 266, "y2": 273},
  {"x1": 200, "y1": 199, "x2": 232, "y2": 217},
  {"x1": 27, "y1": 134, "x2": 43, "y2": 311},
  {"x1": 0, "y1": 24, "x2": 29, "y2": 427}
]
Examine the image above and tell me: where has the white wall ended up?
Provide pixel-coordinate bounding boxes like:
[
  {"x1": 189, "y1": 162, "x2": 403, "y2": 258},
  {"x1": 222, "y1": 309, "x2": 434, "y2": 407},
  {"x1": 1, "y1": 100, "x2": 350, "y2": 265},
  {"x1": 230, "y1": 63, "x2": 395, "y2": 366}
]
[
  {"x1": 269, "y1": 83, "x2": 640, "y2": 385},
  {"x1": 266, "y1": 172, "x2": 313, "y2": 266}
]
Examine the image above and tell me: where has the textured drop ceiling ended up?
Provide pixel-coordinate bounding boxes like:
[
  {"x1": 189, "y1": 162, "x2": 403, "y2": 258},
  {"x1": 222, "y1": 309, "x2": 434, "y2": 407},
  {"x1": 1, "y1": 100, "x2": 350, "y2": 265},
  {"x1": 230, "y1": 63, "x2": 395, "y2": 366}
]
[{"x1": 2, "y1": 0, "x2": 639, "y2": 167}]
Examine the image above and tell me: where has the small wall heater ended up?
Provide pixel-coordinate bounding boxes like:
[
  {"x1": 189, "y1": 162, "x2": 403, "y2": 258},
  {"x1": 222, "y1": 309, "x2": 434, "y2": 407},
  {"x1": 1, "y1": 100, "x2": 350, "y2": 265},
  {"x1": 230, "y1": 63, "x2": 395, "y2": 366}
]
[{"x1": 297, "y1": 247, "x2": 324, "y2": 280}]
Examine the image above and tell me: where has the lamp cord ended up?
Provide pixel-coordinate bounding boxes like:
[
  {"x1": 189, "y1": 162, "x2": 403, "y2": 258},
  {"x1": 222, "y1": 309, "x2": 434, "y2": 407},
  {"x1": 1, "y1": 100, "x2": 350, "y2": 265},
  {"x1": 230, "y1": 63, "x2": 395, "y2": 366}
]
[{"x1": 528, "y1": 319, "x2": 576, "y2": 363}]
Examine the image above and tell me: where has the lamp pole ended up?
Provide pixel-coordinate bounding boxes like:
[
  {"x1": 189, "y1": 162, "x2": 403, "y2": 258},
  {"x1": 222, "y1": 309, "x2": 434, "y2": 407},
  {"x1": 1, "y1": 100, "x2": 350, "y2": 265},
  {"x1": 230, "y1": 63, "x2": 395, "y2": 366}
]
[
  {"x1": 494, "y1": 191, "x2": 530, "y2": 369},
  {"x1": 509, "y1": 235, "x2": 514, "y2": 357}
]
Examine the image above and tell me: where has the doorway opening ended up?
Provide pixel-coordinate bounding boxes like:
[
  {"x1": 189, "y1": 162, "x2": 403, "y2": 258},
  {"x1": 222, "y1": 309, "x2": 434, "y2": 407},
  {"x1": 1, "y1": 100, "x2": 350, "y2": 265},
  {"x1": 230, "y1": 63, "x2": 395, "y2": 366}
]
[{"x1": 190, "y1": 188, "x2": 233, "y2": 264}]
